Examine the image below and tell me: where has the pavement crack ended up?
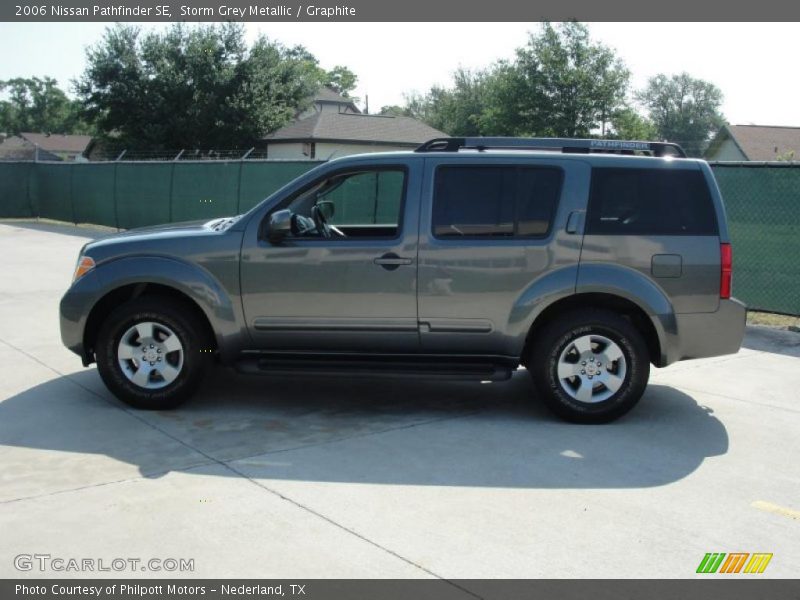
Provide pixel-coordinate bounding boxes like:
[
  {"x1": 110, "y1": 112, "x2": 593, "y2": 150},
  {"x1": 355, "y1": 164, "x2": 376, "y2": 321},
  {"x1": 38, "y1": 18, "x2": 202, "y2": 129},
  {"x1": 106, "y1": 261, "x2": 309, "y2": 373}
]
[
  {"x1": 223, "y1": 409, "x2": 484, "y2": 465},
  {"x1": 665, "y1": 382, "x2": 800, "y2": 415},
  {"x1": 0, "y1": 460, "x2": 216, "y2": 505},
  {"x1": 0, "y1": 336, "x2": 482, "y2": 594},
  {"x1": 0, "y1": 335, "x2": 225, "y2": 463},
  {"x1": 218, "y1": 459, "x2": 483, "y2": 598}
]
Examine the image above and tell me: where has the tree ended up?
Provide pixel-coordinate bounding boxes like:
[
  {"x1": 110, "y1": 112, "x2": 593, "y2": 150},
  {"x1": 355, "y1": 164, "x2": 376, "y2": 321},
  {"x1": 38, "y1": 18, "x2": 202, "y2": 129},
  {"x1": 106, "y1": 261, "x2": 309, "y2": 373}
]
[
  {"x1": 378, "y1": 105, "x2": 408, "y2": 117},
  {"x1": 0, "y1": 77, "x2": 86, "y2": 135},
  {"x1": 637, "y1": 72, "x2": 725, "y2": 157},
  {"x1": 324, "y1": 66, "x2": 357, "y2": 97},
  {"x1": 75, "y1": 23, "x2": 332, "y2": 150},
  {"x1": 423, "y1": 68, "x2": 490, "y2": 136},
  {"x1": 380, "y1": 92, "x2": 439, "y2": 122},
  {"x1": 512, "y1": 22, "x2": 630, "y2": 137},
  {"x1": 381, "y1": 70, "x2": 488, "y2": 135},
  {"x1": 607, "y1": 107, "x2": 657, "y2": 140},
  {"x1": 403, "y1": 22, "x2": 630, "y2": 138}
]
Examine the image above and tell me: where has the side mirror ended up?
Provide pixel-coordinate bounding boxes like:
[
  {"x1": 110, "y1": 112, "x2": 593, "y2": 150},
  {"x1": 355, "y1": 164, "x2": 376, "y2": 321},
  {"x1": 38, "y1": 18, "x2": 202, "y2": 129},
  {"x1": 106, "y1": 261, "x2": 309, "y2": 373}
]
[
  {"x1": 316, "y1": 200, "x2": 336, "y2": 221},
  {"x1": 267, "y1": 209, "x2": 292, "y2": 244}
]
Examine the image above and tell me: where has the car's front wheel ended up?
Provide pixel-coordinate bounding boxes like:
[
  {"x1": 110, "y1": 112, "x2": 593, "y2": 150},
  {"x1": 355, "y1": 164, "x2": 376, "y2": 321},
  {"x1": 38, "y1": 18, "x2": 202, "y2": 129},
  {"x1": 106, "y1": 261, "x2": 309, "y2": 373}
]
[
  {"x1": 95, "y1": 297, "x2": 212, "y2": 410},
  {"x1": 529, "y1": 309, "x2": 650, "y2": 423}
]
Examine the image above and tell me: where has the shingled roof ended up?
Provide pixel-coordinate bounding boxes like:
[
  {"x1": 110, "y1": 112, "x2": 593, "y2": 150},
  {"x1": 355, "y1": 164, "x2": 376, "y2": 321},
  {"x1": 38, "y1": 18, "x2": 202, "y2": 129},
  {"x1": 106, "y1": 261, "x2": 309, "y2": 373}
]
[
  {"x1": 265, "y1": 111, "x2": 447, "y2": 146},
  {"x1": 20, "y1": 132, "x2": 92, "y2": 154},
  {"x1": 313, "y1": 87, "x2": 359, "y2": 107},
  {"x1": 0, "y1": 135, "x2": 62, "y2": 161},
  {"x1": 709, "y1": 125, "x2": 800, "y2": 161}
]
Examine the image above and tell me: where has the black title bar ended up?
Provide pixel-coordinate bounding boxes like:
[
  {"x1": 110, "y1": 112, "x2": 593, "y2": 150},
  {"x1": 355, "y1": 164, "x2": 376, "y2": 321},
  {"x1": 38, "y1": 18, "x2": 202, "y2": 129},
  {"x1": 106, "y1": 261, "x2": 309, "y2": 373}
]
[
  {"x1": 4, "y1": 580, "x2": 800, "y2": 600},
  {"x1": 3, "y1": 0, "x2": 800, "y2": 21}
]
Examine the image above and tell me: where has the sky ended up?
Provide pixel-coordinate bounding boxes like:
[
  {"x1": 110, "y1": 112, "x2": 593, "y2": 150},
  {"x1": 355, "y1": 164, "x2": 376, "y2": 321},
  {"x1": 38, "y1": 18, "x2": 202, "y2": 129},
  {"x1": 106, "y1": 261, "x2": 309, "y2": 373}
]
[{"x1": 0, "y1": 21, "x2": 797, "y2": 126}]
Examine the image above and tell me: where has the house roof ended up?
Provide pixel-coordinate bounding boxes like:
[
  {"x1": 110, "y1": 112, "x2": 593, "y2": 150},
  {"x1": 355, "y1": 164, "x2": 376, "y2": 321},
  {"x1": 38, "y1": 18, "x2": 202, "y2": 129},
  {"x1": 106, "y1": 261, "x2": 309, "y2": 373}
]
[
  {"x1": 712, "y1": 125, "x2": 800, "y2": 161},
  {"x1": 302, "y1": 86, "x2": 360, "y2": 115},
  {"x1": 265, "y1": 111, "x2": 447, "y2": 146},
  {"x1": 0, "y1": 135, "x2": 62, "y2": 161},
  {"x1": 20, "y1": 132, "x2": 93, "y2": 154},
  {"x1": 313, "y1": 86, "x2": 355, "y2": 105}
]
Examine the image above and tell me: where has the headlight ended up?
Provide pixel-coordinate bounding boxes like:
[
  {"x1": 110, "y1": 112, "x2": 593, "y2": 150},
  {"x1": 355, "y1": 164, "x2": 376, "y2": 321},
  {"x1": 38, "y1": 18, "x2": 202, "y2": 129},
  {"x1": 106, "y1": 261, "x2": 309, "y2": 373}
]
[{"x1": 72, "y1": 255, "x2": 96, "y2": 283}]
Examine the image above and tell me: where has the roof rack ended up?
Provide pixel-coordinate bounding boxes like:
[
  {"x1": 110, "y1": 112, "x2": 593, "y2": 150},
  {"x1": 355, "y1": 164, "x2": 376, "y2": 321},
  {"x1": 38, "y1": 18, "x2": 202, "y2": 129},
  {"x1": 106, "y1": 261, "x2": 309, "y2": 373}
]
[{"x1": 415, "y1": 137, "x2": 687, "y2": 158}]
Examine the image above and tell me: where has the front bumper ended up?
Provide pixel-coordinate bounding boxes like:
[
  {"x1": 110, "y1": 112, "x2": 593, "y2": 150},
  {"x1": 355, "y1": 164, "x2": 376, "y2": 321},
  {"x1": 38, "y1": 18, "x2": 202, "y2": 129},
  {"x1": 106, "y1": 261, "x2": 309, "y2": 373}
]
[{"x1": 59, "y1": 271, "x2": 100, "y2": 366}]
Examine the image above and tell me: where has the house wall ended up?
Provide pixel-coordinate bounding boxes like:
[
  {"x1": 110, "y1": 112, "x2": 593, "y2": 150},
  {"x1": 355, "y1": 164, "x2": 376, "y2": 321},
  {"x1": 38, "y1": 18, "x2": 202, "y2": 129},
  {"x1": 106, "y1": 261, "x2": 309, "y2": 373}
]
[
  {"x1": 267, "y1": 142, "x2": 415, "y2": 160},
  {"x1": 265, "y1": 143, "x2": 309, "y2": 159},
  {"x1": 53, "y1": 151, "x2": 82, "y2": 161},
  {"x1": 708, "y1": 139, "x2": 748, "y2": 161}
]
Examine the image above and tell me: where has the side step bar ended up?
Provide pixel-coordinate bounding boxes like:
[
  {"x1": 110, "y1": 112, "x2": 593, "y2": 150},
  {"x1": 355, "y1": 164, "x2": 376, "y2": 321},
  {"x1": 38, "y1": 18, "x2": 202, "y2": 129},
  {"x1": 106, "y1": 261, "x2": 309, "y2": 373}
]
[{"x1": 235, "y1": 353, "x2": 515, "y2": 382}]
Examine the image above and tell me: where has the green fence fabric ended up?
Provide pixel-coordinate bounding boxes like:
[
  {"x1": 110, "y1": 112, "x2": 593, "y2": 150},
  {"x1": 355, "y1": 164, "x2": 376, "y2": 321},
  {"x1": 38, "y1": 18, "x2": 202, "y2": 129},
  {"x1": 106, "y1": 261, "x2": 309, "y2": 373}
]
[
  {"x1": 326, "y1": 170, "x2": 405, "y2": 225},
  {"x1": 710, "y1": 164, "x2": 800, "y2": 316},
  {"x1": 72, "y1": 164, "x2": 116, "y2": 227},
  {"x1": 1, "y1": 160, "x2": 799, "y2": 315},
  {"x1": 0, "y1": 162, "x2": 34, "y2": 217},
  {"x1": 115, "y1": 163, "x2": 173, "y2": 229},
  {"x1": 239, "y1": 161, "x2": 319, "y2": 212},
  {"x1": 171, "y1": 162, "x2": 240, "y2": 223},
  {"x1": 32, "y1": 163, "x2": 73, "y2": 223},
  {"x1": 0, "y1": 160, "x2": 321, "y2": 229}
]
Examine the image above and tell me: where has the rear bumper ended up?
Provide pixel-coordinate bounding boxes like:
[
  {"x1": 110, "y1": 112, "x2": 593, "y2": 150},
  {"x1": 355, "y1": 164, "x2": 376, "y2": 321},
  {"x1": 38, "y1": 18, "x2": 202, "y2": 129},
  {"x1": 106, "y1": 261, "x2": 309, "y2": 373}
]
[{"x1": 669, "y1": 298, "x2": 747, "y2": 364}]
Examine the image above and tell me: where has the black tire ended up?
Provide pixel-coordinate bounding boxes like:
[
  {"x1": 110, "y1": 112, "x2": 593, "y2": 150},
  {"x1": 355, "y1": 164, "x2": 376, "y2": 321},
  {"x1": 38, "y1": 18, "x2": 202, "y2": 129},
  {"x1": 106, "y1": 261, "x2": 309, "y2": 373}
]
[
  {"x1": 529, "y1": 309, "x2": 650, "y2": 424},
  {"x1": 95, "y1": 296, "x2": 213, "y2": 410}
]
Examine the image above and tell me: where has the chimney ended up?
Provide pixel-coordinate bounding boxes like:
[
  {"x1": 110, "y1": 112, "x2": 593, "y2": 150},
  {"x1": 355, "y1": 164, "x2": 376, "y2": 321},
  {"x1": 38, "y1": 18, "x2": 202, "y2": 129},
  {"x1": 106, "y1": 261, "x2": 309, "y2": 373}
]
[{"x1": 364, "y1": 94, "x2": 369, "y2": 115}]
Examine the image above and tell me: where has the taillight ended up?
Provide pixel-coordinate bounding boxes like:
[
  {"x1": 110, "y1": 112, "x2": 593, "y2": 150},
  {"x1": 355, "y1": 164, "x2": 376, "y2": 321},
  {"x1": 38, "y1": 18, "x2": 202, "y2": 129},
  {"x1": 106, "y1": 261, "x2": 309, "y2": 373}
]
[{"x1": 720, "y1": 243, "x2": 732, "y2": 299}]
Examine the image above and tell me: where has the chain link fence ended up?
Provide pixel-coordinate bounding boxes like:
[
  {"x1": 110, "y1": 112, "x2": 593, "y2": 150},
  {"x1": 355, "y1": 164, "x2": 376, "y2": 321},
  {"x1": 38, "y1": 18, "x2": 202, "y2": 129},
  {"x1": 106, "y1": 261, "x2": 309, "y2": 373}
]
[
  {"x1": 0, "y1": 159, "x2": 798, "y2": 315},
  {"x1": 710, "y1": 163, "x2": 800, "y2": 315},
  {"x1": 0, "y1": 159, "x2": 322, "y2": 229}
]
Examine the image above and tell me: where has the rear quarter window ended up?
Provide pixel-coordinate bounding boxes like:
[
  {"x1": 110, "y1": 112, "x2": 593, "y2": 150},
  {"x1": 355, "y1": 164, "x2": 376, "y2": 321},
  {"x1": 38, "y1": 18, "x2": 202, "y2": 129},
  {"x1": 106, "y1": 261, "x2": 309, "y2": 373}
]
[{"x1": 587, "y1": 167, "x2": 718, "y2": 235}]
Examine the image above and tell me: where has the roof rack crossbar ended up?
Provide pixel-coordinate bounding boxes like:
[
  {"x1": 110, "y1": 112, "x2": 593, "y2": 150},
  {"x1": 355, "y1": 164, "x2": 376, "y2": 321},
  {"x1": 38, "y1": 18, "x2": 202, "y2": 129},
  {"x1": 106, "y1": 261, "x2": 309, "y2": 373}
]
[{"x1": 415, "y1": 137, "x2": 687, "y2": 158}]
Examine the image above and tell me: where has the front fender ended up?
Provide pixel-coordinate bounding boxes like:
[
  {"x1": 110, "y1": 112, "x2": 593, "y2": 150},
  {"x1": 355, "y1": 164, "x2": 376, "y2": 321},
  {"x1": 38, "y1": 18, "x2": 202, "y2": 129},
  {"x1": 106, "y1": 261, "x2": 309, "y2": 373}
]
[{"x1": 68, "y1": 256, "x2": 246, "y2": 364}]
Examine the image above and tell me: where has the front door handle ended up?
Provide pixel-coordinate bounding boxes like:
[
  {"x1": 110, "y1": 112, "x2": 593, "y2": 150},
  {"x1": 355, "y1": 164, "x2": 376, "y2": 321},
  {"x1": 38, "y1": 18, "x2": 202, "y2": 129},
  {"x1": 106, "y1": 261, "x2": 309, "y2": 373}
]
[
  {"x1": 566, "y1": 210, "x2": 584, "y2": 234},
  {"x1": 374, "y1": 253, "x2": 413, "y2": 271}
]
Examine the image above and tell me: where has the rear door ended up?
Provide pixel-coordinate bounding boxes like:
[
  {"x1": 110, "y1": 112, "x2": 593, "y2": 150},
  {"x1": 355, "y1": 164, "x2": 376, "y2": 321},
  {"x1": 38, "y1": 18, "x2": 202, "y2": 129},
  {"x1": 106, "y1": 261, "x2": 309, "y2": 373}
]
[{"x1": 416, "y1": 156, "x2": 587, "y2": 356}]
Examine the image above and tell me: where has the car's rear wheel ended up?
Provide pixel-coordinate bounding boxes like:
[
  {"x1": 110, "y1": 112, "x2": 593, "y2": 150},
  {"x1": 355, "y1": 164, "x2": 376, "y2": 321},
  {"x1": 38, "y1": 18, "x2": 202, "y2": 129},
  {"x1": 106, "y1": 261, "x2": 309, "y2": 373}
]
[
  {"x1": 95, "y1": 297, "x2": 212, "y2": 410},
  {"x1": 529, "y1": 309, "x2": 650, "y2": 423}
]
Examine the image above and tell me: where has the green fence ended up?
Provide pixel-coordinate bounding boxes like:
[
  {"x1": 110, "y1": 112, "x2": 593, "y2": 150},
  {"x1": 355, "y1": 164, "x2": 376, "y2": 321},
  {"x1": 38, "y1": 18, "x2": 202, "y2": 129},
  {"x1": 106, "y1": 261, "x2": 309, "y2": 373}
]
[
  {"x1": 710, "y1": 163, "x2": 800, "y2": 316},
  {"x1": 0, "y1": 160, "x2": 323, "y2": 229},
  {"x1": 0, "y1": 162, "x2": 35, "y2": 218},
  {"x1": 0, "y1": 160, "x2": 799, "y2": 315}
]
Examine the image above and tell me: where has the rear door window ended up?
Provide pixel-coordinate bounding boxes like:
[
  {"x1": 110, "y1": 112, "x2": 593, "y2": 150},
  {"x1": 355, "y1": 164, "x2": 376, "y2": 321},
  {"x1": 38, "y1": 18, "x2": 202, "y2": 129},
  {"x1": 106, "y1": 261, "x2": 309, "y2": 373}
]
[{"x1": 432, "y1": 166, "x2": 563, "y2": 238}]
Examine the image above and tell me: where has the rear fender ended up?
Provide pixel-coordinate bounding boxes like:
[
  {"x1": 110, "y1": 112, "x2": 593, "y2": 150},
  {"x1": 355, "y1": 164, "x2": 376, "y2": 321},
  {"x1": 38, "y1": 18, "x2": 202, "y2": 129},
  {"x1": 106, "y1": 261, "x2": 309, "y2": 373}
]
[
  {"x1": 576, "y1": 263, "x2": 679, "y2": 364},
  {"x1": 507, "y1": 266, "x2": 580, "y2": 354}
]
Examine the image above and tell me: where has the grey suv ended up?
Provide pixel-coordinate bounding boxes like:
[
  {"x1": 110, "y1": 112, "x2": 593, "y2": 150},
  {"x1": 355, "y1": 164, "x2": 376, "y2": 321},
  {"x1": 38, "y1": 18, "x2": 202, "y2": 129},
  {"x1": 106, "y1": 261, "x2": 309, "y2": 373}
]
[{"x1": 60, "y1": 137, "x2": 746, "y2": 423}]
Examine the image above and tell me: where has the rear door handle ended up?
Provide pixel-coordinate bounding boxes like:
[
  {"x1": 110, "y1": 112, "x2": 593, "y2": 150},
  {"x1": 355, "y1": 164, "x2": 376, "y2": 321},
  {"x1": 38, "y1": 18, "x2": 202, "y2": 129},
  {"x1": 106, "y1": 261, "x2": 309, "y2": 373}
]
[{"x1": 374, "y1": 253, "x2": 413, "y2": 270}]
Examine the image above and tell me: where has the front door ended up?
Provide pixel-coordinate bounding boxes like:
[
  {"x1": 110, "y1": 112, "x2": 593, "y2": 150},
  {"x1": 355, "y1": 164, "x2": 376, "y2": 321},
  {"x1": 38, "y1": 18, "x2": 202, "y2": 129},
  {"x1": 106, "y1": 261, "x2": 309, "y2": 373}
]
[{"x1": 240, "y1": 161, "x2": 420, "y2": 352}]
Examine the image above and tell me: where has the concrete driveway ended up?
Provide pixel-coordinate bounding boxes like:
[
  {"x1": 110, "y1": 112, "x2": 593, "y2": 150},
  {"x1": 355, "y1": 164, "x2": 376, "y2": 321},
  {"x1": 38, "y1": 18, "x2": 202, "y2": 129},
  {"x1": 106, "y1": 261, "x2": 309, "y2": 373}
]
[{"x1": 0, "y1": 221, "x2": 798, "y2": 579}]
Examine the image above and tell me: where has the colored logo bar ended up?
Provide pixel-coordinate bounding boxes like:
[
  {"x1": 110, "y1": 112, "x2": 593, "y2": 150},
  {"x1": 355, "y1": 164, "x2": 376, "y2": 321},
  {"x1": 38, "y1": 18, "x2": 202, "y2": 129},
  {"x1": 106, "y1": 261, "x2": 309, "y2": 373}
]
[{"x1": 697, "y1": 553, "x2": 773, "y2": 574}]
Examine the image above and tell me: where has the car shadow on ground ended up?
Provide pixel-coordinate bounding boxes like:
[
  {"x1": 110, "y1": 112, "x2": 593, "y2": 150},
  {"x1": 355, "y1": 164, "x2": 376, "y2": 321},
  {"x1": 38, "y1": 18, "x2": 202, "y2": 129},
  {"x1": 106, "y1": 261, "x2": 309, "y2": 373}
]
[{"x1": 0, "y1": 366, "x2": 728, "y2": 491}]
